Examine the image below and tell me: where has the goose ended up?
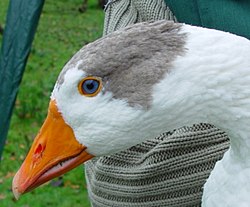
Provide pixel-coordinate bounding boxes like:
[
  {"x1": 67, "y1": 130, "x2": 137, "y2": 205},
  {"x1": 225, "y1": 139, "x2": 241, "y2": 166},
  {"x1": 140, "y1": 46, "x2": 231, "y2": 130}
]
[{"x1": 12, "y1": 20, "x2": 250, "y2": 207}]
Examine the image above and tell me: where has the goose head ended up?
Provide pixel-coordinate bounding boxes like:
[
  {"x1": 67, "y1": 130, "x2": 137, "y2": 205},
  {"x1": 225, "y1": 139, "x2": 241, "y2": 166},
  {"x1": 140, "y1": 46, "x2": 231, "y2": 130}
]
[{"x1": 12, "y1": 20, "x2": 250, "y2": 206}]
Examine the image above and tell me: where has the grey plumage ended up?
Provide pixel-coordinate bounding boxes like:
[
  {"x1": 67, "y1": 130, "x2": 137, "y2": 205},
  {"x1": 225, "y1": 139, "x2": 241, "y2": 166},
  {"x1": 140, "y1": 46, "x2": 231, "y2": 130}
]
[{"x1": 57, "y1": 21, "x2": 186, "y2": 109}]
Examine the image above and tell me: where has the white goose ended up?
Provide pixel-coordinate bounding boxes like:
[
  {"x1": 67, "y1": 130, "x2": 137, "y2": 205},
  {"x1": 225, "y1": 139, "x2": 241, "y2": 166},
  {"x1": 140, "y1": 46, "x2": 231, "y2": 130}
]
[{"x1": 12, "y1": 20, "x2": 250, "y2": 207}]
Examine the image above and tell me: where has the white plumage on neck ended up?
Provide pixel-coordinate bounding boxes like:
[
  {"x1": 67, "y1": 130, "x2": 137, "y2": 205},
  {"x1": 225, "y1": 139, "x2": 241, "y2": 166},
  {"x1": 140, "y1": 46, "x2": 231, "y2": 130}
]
[{"x1": 155, "y1": 25, "x2": 250, "y2": 207}]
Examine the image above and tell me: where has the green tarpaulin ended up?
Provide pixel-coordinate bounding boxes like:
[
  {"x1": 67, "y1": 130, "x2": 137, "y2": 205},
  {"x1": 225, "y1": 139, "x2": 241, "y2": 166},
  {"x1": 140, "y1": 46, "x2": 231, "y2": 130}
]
[
  {"x1": 165, "y1": 0, "x2": 250, "y2": 39},
  {"x1": 0, "y1": 0, "x2": 44, "y2": 159}
]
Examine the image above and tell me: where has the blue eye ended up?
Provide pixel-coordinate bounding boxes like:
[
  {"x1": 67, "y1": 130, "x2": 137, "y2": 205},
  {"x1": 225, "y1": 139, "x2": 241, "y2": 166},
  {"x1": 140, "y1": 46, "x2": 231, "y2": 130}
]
[
  {"x1": 82, "y1": 79, "x2": 99, "y2": 94},
  {"x1": 79, "y1": 77, "x2": 102, "y2": 97}
]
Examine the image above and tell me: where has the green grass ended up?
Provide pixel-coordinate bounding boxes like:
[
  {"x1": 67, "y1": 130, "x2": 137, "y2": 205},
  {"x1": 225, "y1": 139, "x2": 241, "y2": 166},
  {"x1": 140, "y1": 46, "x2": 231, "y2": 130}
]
[{"x1": 0, "y1": 0, "x2": 104, "y2": 206}]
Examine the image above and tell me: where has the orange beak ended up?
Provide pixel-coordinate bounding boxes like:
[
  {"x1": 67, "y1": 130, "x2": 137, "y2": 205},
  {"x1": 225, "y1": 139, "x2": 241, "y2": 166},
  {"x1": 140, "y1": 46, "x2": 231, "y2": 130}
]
[{"x1": 12, "y1": 100, "x2": 94, "y2": 199}]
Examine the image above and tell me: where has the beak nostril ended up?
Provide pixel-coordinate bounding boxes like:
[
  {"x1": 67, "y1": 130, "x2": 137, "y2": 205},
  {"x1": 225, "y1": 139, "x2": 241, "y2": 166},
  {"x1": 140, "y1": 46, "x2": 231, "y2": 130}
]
[
  {"x1": 35, "y1": 144, "x2": 43, "y2": 154},
  {"x1": 34, "y1": 143, "x2": 46, "y2": 159},
  {"x1": 32, "y1": 143, "x2": 46, "y2": 167}
]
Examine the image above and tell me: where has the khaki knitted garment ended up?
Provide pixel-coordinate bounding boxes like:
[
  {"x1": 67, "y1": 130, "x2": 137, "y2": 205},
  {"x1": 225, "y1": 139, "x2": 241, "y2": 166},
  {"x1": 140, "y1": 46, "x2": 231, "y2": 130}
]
[
  {"x1": 85, "y1": 1, "x2": 230, "y2": 206},
  {"x1": 103, "y1": 0, "x2": 176, "y2": 35}
]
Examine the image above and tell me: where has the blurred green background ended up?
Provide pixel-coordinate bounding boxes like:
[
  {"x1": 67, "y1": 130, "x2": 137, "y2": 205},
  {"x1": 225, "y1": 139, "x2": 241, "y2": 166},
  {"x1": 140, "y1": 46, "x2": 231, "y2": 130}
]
[{"x1": 0, "y1": 0, "x2": 104, "y2": 206}]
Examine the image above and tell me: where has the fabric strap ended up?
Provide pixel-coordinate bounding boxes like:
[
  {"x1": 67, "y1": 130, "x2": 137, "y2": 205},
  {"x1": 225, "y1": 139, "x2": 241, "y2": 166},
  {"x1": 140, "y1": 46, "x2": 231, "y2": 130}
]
[{"x1": 165, "y1": 0, "x2": 250, "y2": 39}]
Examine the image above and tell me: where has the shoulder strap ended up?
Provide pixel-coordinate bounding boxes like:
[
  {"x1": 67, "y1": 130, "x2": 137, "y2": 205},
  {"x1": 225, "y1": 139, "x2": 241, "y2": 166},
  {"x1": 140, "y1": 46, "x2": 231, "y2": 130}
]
[{"x1": 165, "y1": 0, "x2": 250, "y2": 39}]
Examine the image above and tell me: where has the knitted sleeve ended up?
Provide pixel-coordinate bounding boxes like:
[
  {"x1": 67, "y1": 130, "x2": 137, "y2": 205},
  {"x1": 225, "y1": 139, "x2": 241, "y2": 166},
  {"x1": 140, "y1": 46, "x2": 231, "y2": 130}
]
[
  {"x1": 85, "y1": 1, "x2": 230, "y2": 207},
  {"x1": 103, "y1": 0, "x2": 176, "y2": 35}
]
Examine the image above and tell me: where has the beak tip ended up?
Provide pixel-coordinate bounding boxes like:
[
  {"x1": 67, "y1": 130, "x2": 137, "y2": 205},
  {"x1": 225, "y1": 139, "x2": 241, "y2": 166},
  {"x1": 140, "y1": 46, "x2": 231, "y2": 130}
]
[
  {"x1": 12, "y1": 171, "x2": 22, "y2": 200},
  {"x1": 12, "y1": 188, "x2": 21, "y2": 200}
]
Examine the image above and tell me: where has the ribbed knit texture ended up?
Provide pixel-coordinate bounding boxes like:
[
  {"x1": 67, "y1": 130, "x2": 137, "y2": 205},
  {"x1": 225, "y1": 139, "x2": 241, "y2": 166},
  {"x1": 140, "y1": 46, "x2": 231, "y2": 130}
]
[
  {"x1": 85, "y1": 124, "x2": 229, "y2": 207},
  {"x1": 85, "y1": 1, "x2": 230, "y2": 206},
  {"x1": 103, "y1": 0, "x2": 176, "y2": 35}
]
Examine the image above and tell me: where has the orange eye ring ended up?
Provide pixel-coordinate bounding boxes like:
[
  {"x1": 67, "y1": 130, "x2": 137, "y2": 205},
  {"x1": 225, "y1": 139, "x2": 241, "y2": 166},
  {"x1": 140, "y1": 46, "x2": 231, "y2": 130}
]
[{"x1": 78, "y1": 76, "x2": 102, "y2": 97}]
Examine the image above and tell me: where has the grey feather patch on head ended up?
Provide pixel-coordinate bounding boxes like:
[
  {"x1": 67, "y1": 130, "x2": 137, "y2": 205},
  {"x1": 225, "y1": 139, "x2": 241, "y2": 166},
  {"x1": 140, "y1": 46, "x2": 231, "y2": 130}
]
[{"x1": 57, "y1": 20, "x2": 187, "y2": 109}]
